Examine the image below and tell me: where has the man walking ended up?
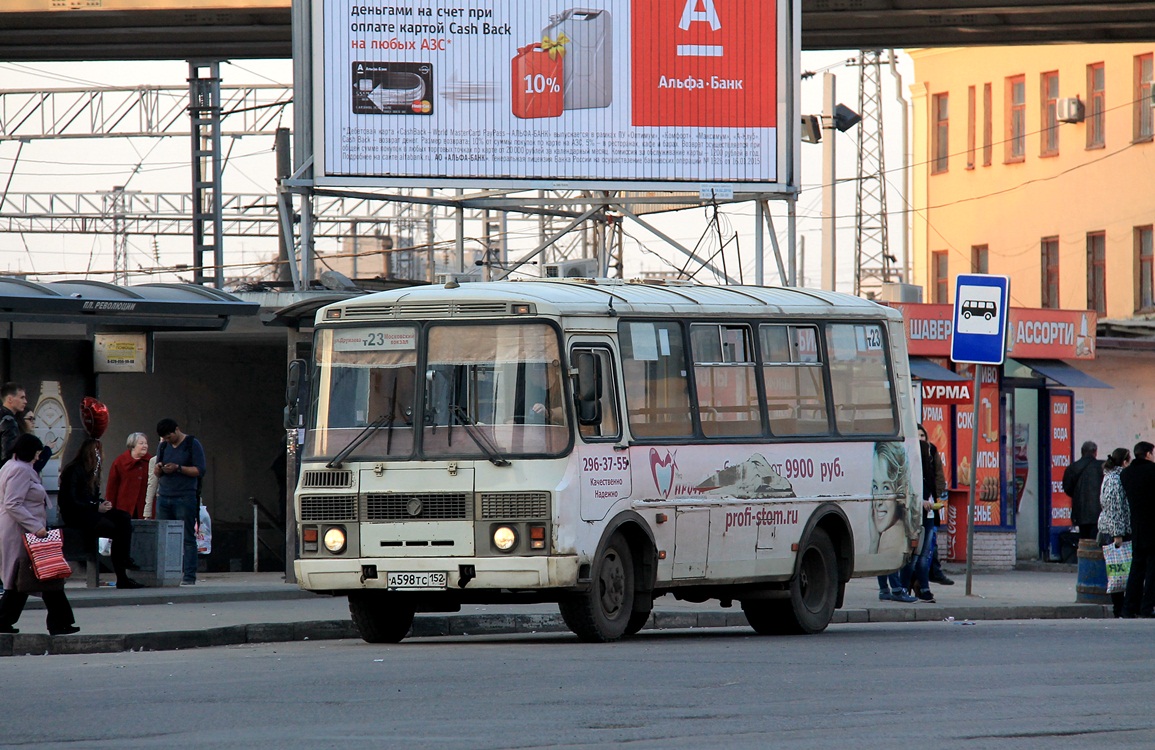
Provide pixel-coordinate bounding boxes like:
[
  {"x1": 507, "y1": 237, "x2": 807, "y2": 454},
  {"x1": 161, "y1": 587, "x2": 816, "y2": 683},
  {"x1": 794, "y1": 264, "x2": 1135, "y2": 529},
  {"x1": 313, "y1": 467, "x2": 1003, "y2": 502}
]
[
  {"x1": 154, "y1": 418, "x2": 206, "y2": 586},
  {"x1": 0, "y1": 383, "x2": 27, "y2": 466},
  {"x1": 1063, "y1": 440, "x2": 1104, "y2": 540},
  {"x1": 1120, "y1": 440, "x2": 1155, "y2": 618}
]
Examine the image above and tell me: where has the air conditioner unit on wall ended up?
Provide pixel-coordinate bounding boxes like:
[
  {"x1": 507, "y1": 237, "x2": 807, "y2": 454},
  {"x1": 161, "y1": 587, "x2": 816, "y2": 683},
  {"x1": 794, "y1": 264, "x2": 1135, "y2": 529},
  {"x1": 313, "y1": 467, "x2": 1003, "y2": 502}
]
[
  {"x1": 542, "y1": 258, "x2": 600, "y2": 278},
  {"x1": 1056, "y1": 97, "x2": 1085, "y2": 124}
]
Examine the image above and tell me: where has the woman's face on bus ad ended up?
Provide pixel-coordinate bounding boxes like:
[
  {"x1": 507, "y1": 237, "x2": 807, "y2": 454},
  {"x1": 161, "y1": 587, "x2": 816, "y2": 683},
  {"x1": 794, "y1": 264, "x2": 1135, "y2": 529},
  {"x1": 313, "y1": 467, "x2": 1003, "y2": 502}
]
[{"x1": 871, "y1": 453, "x2": 899, "y2": 531}]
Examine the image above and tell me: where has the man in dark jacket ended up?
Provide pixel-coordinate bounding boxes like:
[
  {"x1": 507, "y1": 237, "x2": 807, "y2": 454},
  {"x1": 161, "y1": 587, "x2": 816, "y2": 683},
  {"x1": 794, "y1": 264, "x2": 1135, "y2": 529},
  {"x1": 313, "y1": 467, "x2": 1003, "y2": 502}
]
[
  {"x1": 1120, "y1": 440, "x2": 1155, "y2": 618},
  {"x1": 1063, "y1": 441, "x2": 1104, "y2": 540},
  {"x1": 0, "y1": 382, "x2": 27, "y2": 466}
]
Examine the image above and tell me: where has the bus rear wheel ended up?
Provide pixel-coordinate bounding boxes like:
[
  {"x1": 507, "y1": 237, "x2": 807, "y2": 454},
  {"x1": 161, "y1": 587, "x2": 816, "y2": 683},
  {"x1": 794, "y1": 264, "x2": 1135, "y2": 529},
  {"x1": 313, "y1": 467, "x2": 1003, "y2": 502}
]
[
  {"x1": 348, "y1": 592, "x2": 416, "y2": 644},
  {"x1": 559, "y1": 533, "x2": 635, "y2": 642},
  {"x1": 742, "y1": 528, "x2": 838, "y2": 635}
]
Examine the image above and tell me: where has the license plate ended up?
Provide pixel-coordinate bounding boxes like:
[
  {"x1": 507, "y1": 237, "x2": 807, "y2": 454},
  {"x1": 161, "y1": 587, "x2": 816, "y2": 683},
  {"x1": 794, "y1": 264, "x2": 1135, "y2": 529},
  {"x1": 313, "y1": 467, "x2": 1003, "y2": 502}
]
[{"x1": 386, "y1": 571, "x2": 448, "y2": 590}]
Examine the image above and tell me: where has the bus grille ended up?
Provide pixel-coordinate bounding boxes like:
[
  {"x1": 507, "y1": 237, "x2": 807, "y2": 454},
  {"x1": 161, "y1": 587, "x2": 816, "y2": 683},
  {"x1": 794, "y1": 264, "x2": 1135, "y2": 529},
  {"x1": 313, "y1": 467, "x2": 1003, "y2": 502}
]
[
  {"x1": 299, "y1": 494, "x2": 357, "y2": 521},
  {"x1": 480, "y1": 492, "x2": 550, "y2": 519},
  {"x1": 364, "y1": 492, "x2": 470, "y2": 520},
  {"x1": 300, "y1": 469, "x2": 353, "y2": 489}
]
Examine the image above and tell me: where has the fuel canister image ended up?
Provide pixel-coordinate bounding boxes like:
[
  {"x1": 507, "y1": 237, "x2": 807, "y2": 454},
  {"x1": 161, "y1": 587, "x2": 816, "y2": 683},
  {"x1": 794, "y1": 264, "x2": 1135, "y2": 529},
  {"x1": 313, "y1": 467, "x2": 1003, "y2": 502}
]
[
  {"x1": 511, "y1": 43, "x2": 565, "y2": 119},
  {"x1": 631, "y1": 0, "x2": 777, "y2": 128},
  {"x1": 542, "y1": 8, "x2": 612, "y2": 110}
]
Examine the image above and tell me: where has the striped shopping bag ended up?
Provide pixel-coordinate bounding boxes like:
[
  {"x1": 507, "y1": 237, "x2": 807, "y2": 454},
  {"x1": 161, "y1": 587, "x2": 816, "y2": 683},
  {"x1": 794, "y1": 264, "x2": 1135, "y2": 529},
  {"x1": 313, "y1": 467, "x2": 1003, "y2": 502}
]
[{"x1": 22, "y1": 529, "x2": 73, "y2": 581}]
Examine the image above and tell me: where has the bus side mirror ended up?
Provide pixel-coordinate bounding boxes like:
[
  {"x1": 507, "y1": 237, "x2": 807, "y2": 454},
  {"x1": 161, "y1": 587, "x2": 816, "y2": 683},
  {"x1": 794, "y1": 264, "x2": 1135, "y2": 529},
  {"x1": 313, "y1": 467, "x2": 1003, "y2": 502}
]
[
  {"x1": 573, "y1": 351, "x2": 602, "y2": 426},
  {"x1": 285, "y1": 359, "x2": 307, "y2": 429}
]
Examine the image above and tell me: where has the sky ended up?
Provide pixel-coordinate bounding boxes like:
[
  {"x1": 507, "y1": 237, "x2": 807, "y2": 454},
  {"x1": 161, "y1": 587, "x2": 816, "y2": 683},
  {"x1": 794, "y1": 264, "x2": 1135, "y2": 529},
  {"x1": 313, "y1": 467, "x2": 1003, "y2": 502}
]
[{"x1": 0, "y1": 50, "x2": 913, "y2": 292}]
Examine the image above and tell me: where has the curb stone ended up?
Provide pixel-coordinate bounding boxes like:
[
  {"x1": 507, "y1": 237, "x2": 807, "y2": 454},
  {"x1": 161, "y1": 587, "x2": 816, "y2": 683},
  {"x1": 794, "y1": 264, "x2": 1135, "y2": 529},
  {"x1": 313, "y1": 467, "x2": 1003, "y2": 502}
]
[{"x1": 0, "y1": 603, "x2": 1116, "y2": 658}]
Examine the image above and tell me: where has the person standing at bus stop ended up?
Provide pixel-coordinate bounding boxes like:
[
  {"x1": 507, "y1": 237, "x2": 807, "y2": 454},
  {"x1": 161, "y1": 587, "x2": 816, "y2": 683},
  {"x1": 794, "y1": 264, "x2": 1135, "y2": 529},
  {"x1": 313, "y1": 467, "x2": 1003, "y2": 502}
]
[
  {"x1": 154, "y1": 418, "x2": 206, "y2": 586},
  {"x1": 1120, "y1": 440, "x2": 1155, "y2": 618},
  {"x1": 1063, "y1": 440, "x2": 1104, "y2": 541}
]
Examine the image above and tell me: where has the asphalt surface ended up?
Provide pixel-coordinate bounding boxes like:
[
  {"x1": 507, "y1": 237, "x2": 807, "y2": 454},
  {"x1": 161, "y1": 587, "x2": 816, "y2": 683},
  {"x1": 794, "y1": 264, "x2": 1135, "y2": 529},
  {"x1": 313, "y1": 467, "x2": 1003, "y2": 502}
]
[{"x1": 0, "y1": 564, "x2": 1117, "y2": 657}]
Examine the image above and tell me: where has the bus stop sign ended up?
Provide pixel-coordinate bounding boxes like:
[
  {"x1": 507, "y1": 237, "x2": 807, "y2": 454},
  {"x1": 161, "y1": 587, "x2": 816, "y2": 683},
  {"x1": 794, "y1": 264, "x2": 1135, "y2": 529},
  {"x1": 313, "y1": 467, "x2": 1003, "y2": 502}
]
[{"x1": 950, "y1": 274, "x2": 1010, "y2": 365}]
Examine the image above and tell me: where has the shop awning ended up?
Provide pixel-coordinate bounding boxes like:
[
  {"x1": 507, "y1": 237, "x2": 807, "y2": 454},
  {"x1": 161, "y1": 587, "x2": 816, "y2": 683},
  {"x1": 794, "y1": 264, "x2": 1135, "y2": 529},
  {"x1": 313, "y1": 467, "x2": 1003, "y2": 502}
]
[
  {"x1": 1017, "y1": 358, "x2": 1112, "y2": 389},
  {"x1": 908, "y1": 357, "x2": 968, "y2": 382}
]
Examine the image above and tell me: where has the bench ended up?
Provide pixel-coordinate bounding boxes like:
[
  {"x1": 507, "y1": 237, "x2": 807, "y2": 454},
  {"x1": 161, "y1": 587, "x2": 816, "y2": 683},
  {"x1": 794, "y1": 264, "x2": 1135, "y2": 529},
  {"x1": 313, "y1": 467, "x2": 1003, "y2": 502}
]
[{"x1": 59, "y1": 526, "x2": 103, "y2": 588}]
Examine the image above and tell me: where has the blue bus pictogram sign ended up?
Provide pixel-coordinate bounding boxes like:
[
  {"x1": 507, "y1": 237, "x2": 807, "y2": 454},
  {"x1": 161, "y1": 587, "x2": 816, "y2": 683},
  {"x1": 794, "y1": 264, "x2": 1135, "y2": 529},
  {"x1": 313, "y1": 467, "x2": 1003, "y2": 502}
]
[{"x1": 951, "y1": 274, "x2": 1010, "y2": 365}]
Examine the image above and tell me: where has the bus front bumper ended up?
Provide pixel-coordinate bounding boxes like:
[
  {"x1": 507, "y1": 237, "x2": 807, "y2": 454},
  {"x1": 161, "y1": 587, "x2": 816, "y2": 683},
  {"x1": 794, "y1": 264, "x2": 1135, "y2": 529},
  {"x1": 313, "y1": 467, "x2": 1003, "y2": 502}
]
[{"x1": 295, "y1": 555, "x2": 582, "y2": 593}]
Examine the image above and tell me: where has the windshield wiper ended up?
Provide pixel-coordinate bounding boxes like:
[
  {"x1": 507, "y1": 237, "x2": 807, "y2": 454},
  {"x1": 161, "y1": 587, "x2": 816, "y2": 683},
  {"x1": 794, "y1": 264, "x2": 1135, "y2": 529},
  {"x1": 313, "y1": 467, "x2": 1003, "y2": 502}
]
[
  {"x1": 327, "y1": 414, "x2": 392, "y2": 468},
  {"x1": 450, "y1": 405, "x2": 510, "y2": 467}
]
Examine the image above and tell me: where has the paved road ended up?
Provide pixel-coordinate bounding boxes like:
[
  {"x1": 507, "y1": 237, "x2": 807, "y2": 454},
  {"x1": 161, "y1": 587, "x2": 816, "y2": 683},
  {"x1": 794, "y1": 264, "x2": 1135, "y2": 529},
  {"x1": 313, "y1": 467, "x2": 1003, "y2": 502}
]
[
  {"x1": 0, "y1": 566, "x2": 1116, "y2": 657},
  {"x1": 5, "y1": 619, "x2": 1152, "y2": 750}
]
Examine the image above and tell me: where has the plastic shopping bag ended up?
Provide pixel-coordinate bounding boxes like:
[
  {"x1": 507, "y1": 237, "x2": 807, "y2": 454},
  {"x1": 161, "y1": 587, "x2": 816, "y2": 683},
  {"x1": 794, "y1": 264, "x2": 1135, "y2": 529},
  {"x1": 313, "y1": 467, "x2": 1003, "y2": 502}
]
[
  {"x1": 1104, "y1": 540, "x2": 1132, "y2": 594},
  {"x1": 97, "y1": 536, "x2": 112, "y2": 557},
  {"x1": 196, "y1": 504, "x2": 212, "y2": 555}
]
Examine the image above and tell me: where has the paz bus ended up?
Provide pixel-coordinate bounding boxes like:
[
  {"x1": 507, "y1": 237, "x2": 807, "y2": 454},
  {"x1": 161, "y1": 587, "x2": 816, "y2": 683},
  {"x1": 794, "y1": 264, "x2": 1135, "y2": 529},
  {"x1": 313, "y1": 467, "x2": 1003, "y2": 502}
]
[{"x1": 290, "y1": 278, "x2": 922, "y2": 643}]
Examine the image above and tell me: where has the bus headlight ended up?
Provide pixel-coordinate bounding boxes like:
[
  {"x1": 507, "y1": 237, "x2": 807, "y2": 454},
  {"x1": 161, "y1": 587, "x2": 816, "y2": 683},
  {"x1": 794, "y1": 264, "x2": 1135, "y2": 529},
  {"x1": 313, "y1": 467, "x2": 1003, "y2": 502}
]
[
  {"x1": 493, "y1": 525, "x2": 518, "y2": 552},
  {"x1": 323, "y1": 526, "x2": 347, "y2": 554}
]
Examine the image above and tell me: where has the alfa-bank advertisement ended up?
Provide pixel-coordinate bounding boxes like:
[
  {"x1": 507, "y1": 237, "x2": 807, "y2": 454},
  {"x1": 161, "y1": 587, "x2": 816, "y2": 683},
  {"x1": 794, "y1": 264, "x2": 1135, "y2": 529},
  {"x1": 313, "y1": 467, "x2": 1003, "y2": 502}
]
[{"x1": 315, "y1": 0, "x2": 796, "y2": 190}]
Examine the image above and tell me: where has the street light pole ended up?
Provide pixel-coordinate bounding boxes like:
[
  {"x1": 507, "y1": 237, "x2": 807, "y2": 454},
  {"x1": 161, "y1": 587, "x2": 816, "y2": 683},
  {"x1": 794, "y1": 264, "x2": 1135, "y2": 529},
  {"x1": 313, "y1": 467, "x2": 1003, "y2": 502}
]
[{"x1": 821, "y1": 72, "x2": 837, "y2": 292}]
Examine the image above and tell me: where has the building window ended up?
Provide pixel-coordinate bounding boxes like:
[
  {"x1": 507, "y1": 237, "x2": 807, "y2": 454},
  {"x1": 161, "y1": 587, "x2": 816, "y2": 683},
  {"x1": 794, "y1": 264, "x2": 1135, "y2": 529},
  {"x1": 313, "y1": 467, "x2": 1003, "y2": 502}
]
[
  {"x1": 967, "y1": 85, "x2": 976, "y2": 169},
  {"x1": 982, "y1": 83, "x2": 993, "y2": 166},
  {"x1": 1136, "y1": 54, "x2": 1153, "y2": 142},
  {"x1": 1006, "y1": 75, "x2": 1026, "y2": 162},
  {"x1": 1041, "y1": 237, "x2": 1059, "y2": 309},
  {"x1": 1088, "y1": 63, "x2": 1106, "y2": 148},
  {"x1": 1041, "y1": 71, "x2": 1059, "y2": 156},
  {"x1": 971, "y1": 245, "x2": 989, "y2": 274},
  {"x1": 932, "y1": 251, "x2": 949, "y2": 304},
  {"x1": 1138, "y1": 226, "x2": 1154, "y2": 312},
  {"x1": 932, "y1": 92, "x2": 949, "y2": 174},
  {"x1": 1087, "y1": 231, "x2": 1107, "y2": 315}
]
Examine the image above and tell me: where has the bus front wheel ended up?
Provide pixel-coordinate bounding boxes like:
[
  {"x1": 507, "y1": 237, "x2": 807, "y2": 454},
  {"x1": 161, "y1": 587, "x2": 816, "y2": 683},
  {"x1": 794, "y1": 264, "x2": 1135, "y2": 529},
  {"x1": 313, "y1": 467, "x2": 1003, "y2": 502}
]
[
  {"x1": 559, "y1": 533, "x2": 636, "y2": 642},
  {"x1": 348, "y1": 591, "x2": 416, "y2": 644},
  {"x1": 742, "y1": 528, "x2": 838, "y2": 635}
]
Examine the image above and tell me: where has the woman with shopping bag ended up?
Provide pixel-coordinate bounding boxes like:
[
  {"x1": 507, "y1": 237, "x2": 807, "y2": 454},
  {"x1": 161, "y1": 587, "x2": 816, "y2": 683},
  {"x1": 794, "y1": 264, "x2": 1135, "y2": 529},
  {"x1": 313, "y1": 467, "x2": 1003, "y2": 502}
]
[
  {"x1": 0, "y1": 433, "x2": 79, "y2": 635},
  {"x1": 1097, "y1": 447, "x2": 1132, "y2": 618}
]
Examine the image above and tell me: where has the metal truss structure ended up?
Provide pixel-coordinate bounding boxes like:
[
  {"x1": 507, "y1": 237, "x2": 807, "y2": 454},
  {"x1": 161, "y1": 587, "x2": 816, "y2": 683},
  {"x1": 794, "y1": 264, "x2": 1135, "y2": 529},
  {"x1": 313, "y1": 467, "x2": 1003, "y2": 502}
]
[
  {"x1": 0, "y1": 83, "x2": 291, "y2": 140},
  {"x1": 852, "y1": 49, "x2": 899, "y2": 299}
]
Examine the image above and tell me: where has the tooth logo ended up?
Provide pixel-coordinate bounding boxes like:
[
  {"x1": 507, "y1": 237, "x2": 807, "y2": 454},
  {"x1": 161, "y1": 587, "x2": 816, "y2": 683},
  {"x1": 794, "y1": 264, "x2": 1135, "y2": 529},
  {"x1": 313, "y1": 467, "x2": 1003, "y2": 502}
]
[{"x1": 650, "y1": 448, "x2": 677, "y2": 499}]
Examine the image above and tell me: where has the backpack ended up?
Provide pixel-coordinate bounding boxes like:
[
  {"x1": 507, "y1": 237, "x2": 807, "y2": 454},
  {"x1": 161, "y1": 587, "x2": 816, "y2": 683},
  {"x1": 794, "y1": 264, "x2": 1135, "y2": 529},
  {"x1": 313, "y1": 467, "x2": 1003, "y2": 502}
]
[{"x1": 158, "y1": 434, "x2": 204, "y2": 500}]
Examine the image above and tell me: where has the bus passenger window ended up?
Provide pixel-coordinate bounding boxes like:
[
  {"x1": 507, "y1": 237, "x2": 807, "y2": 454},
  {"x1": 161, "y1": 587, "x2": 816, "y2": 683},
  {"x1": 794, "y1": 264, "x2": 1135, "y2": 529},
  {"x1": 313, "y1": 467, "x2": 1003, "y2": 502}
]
[
  {"x1": 619, "y1": 321, "x2": 693, "y2": 439},
  {"x1": 759, "y1": 325, "x2": 830, "y2": 436},
  {"x1": 572, "y1": 347, "x2": 620, "y2": 441},
  {"x1": 825, "y1": 323, "x2": 898, "y2": 435},
  {"x1": 690, "y1": 324, "x2": 761, "y2": 437}
]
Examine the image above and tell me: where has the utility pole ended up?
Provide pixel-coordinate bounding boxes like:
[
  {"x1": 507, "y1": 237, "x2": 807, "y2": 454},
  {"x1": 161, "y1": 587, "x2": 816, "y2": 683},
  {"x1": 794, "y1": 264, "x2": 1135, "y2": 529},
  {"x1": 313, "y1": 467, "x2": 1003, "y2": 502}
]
[
  {"x1": 853, "y1": 50, "x2": 898, "y2": 298},
  {"x1": 821, "y1": 72, "x2": 837, "y2": 292}
]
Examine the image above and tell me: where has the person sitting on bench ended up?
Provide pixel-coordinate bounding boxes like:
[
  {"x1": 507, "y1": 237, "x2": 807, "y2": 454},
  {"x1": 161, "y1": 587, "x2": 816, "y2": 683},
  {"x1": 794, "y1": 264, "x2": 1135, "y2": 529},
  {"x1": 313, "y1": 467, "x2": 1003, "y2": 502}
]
[{"x1": 57, "y1": 438, "x2": 144, "y2": 590}]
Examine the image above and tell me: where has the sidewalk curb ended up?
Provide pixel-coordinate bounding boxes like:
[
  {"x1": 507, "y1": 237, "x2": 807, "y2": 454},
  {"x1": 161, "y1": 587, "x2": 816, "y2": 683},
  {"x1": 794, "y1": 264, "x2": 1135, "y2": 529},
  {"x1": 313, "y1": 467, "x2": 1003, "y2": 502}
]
[{"x1": 0, "y1": 603, "x2": 1112, "y2": 657}]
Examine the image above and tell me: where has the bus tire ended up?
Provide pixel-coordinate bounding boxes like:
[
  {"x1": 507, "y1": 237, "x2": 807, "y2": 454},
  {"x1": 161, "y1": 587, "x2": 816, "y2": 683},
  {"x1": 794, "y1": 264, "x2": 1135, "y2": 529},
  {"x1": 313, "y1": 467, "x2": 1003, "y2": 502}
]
[
  {"x1": 558, "y1": 532, "x2": 635, "y2": 642},
  {"x1": 742, "y1": 527, "x2": 838, "y2": 635},
  {"x1": 624, "y1": 595, "x2": 655, "y2": 636},
  {"x1": 348, "y1": 592, "x2": 415, "y2": 644}
]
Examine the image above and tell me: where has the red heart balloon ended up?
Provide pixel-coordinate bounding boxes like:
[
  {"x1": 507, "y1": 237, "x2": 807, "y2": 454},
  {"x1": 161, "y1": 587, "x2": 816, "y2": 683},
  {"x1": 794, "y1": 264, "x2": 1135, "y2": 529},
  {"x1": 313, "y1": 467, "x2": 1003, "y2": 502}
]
[{"x1": 80, "y1": 397, "x2": 109, "y2": 439}]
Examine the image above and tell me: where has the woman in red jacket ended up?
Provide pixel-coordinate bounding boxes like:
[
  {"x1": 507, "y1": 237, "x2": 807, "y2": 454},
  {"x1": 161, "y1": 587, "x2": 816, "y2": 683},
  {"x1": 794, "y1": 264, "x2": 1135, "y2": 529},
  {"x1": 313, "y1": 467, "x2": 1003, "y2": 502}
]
[{"x1": 105, "y1": 432, "x2": 151, "y2": 518}]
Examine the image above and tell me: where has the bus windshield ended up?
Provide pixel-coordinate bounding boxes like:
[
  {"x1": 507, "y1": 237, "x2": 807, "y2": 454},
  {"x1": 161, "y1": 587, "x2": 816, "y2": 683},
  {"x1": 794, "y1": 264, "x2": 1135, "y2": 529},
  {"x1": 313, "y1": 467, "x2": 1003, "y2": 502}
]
[{"x1": 307, "y1": 322, "x2": 569, "y2": 461}]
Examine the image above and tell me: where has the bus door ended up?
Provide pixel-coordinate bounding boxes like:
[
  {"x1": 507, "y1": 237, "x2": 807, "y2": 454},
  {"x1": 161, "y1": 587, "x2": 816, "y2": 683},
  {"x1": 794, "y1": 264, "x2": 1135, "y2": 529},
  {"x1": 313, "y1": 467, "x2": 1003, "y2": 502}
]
[{"x1": 572, "y1": 343, "x2": 632, "y2": 521}]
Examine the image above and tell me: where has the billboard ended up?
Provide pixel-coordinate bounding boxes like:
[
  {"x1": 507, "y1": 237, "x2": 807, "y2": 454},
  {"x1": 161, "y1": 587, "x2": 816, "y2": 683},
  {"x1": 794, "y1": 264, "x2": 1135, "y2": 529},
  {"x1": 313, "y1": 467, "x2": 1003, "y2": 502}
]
[{"x1": 314, "y1": 0, "x2": 797, "y2": 192}]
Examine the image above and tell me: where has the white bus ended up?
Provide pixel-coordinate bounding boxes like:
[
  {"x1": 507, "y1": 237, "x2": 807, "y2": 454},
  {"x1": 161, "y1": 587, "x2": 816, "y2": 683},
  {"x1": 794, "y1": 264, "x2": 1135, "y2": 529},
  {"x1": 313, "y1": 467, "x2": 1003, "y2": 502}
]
[{"x1": 291, "y1": 279, "x2": 922, "y2": 643}]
